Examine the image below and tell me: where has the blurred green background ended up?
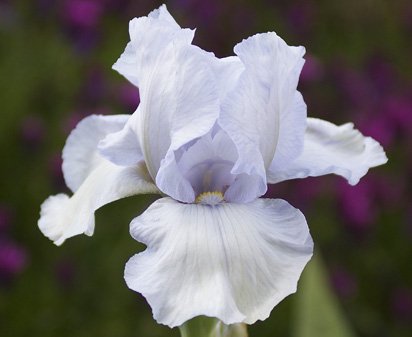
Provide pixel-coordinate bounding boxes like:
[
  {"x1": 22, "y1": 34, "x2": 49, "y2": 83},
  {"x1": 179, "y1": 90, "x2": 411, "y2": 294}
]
[{"x1": 0, "y1": 0, "x2": 411, "y2": 336}]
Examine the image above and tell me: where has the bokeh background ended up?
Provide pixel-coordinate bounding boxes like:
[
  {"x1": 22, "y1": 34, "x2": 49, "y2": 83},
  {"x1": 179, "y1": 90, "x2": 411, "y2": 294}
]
[{"x1": 0, "y1": 0, "x2": 411, "y2": 336}]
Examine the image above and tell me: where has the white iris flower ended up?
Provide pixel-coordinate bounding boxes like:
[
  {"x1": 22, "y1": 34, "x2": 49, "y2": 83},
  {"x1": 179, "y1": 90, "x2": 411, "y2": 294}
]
[{"x1": 38, "y1": 5, "x2": 387, "y2": 329}]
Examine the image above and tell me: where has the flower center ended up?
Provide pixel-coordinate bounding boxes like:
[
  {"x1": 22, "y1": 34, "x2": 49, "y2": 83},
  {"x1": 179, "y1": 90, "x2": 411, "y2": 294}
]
[{"x1": 195, "y1": 191, "x2": 224, "y2": 205}]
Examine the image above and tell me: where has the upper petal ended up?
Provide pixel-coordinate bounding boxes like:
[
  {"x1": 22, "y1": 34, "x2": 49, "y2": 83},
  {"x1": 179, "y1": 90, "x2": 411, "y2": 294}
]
[
  {"x1": 218, "y1": 33, "x2": 306, "y2": 199},
  {"x1": 125, "y1": 197, "x2": 313, "y2": 327},
  {"x1": 98, "y1": 109, "x2": 143, "y2": 167},
  {"x1": 142, "y1": 44, "x2": 220, "y2": 201},
  {"x1": 62, "y1": 114, "x2": 129, "y2": 192},
  {"x1": 269, "y1": 91, "x2": 307, "y2": 171},
  {"x1": 39, "y1": 161, "x2": 159, "y2": 246},
  {"x1": 267, "y1": 118, "x2": 388, "y2": 184},
  {"x1": 175, "y1": 129, "x2": 237, "y2": 197},
  {"x1": 111, "y1": 6, "x2": 221, "y2": 202},
  {"x1": 211, "y1": 56, "x2": 244, "y2": 102},
  {"x1": 112, "y1": 5, "x2": 194, "y2": 87}
]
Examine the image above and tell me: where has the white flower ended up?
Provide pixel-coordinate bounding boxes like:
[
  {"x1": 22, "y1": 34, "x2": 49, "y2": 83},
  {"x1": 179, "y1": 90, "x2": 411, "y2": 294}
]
[{"x1": 38, "y1": 5, "x2": 387, "y2": 328}]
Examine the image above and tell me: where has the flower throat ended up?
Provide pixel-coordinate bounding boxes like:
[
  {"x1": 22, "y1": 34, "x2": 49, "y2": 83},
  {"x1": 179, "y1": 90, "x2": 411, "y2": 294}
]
[{"x1": 195, "y1": 191, "x2": 224, "y2": 205}]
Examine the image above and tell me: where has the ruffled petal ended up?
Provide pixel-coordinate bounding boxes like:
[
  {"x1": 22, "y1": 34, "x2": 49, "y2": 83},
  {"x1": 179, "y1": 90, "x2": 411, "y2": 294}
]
[
  {"x1": 219, "y1": 33, "x2": 306, "y2": 200},
  {"x1": 145, "y1": 44, "x2": 220, "y2": 201},
  {"x1": 98, "y1": 109, "x2": 143, "y2": 167},
  {"x1": 175, "y1": 130, "x2": 237, "y2": 197},
  {"x1": 125, "y1": 197, "x2": 313, "y2": 327},
  {"x1": 112, "y1": 5, "x2": 194, "y2": 87},
  {"x1": 110, "y1": 5, "x2": 220, "y2": 202},
  {"x1": 62, "y1": 114, "x2": 129, "y2": 192},
  {"x1": 267, "y1": 118, "x2": 388, "y2": 185},
  {"x1": 38, "y1": 162, "x2": 159, "y2": 246},
  {"x1": 211, "y1": 56, "x2": 244, "y2": 101},
  {"x1": 224, "y1": 173, "x2": 267, "y2": 204},
  {"x1": 269, "y1": 91, "x2": 307, "y2": 171}
]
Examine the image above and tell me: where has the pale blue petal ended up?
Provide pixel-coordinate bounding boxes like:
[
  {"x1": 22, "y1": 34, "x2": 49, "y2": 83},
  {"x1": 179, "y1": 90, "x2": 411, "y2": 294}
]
[
  {"x1": 112, "y1": 4, "x2": 194, "y2": 87},
  {"x1": 39, "y1": 162, "x2": 159, "y2": 246},
  {"x1": 138, "y1": 44, "x2": 220, "y2": 201},
  {"x1": 224, "y1": 173, "x2": 267, "y2": 203},
  {"x1": 267, "y1": 118, "x2": 388, "y2": 184},
  {"x1": 62, "y1": 114, "x2": 130, "y2": 192},
  {"x1": 269, "y1": 91, "x2": 307, "y2": 171},
  {"x1": 125, "y1": 197, "x2": 313, "y2": 327},
  {"x1": 98, "y1": 109, "x2": 143, "y2": 167},
  {"x1": 219, "y1": 32, "x2": 306, "y2": 200},
  {"x1": 176, "y1": 130, "x2": 237, "y2": 198},
  {"x1": 111, "y1": 6, "x2": 221, "y2": 202}
]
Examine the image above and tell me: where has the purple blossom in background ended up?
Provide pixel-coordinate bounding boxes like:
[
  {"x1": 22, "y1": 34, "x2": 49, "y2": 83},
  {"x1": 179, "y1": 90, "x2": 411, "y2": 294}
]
[
  {"x1": 173, "y1": 0, "x2": 228, "y2": 54},
  {"x1": 62, "y1": 112, "x2": 87, "y2": 135},
  {"x1": 0, "y1": 240, "x2": 27, "y2": 284},
  {"x1": 338, "y1": 178, "x2": 378, "y2": 233},
  {"x1": 63, "y1": 0, "x2": 103, "y2": 29},
  {"x1": 286, "y1": 1, "x2": 315, "y2": 37},
  {"x1": 288, "y1": 178, "x2": 324, "y2": 213},
  {"x1": 80, "y1": 67, "x2": 108, "y2": 105},
  {"x1": 366, "y1": 55, "x2": 397, "y2": 93},
  {"x1": 63, "y1": 109, "x2": 110, "y2": 136},
  {"x1": 383, "y1": 95, "x2": 412, "y2": 135},
  {"x1": 19, "y1": 115, "x2": 46, "y2": 152},
  {"x1": 300, "y1": 54, "x2": 323, "y2": 84},
  {"x1": 61, "y1": 0, "x2": 103, "y2": 53},
  {"x1": 231, "y1": 6, "x2": 257, "y2": 35},
  {"x1": 358, "y1": 113, "x2": 395, "y2": 148},
  {"x1": 333, "y1": 64, "x2": 376, "y2": 111},
  {"x1": 103, "y1": 0, "x2": 130, "y2": 13},
  {"x1": 330, "y1": 266, "x2": 358, "y2": 300},
  {"x1": 391, "y1": 288, "x2": 412, "y2": 322},
  {"x1": 174, "y1": 0, "x2": 221, "y2": 22},
  {"x1": 117, "y1": 83, "x2": 140, "y2": 111},
  {"x1": 73, "y1": 30, "x2": 99, "y2": 53}
]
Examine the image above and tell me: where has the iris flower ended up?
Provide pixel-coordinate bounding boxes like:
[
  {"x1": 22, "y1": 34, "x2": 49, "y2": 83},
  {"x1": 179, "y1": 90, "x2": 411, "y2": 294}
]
[{"x1": 38, "y1": 5, "x2": 387, "y2": 329}]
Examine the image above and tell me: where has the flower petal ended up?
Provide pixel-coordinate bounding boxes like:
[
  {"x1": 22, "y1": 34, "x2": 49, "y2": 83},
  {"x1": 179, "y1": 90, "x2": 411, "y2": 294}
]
[
  {"x1": 39, "y1": 162, "x2": 159, "y2": 246},
  {"x1": 125, "y1": 197, "x2": 313, "y2": 327},
  {"x1": 219, "y1": 33, "x2": 305, "y2": 199},
  {"x1": 267, "y1": 118, "x2": 388, "y2": 185},
  {"x1": 111, "y1": 5, "x2": 220, "y2": 202},
  {"x1": 176, "y1": 130, "x2": 237, "y2": 197},
  {"x1": 98, "y1": 109, "x2": 143, "y2": 167},
  {"x1": 212, "y1": 56, "x2": 244, "y2": 101},
  {"x1": 269, "y1": 91, "x2": 307, "y2": 171},
  {"x1": 145, "y1": 44, "x2": 220, "y2": 202},
  {"x1": 224, "y1": 173, "x2": 267, "y2": 204},
  {"x1": 112, "y1": 5, "x2": 194, "y2": 87},
  {"x1": 62, "y1": 114, "x2": 129, "y2": 192}
]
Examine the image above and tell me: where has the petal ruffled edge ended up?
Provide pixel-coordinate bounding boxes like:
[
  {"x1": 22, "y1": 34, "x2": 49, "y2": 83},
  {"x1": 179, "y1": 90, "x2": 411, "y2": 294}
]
[
  {"x1": 137, "y1": 44, "x2": 220, "y2": 202},
  {"x1": 97, "y1": 109, "x2": 143, "y2": 167},
  {"x1": 125, "y1": 197, "x2": 313, "y2": 327},
  {"x1": 112, "y1": 4, "x2": 194, "y2": 87},
  {"x1": 267, "y1": 118, "x2": 388, "y2": 185},
  {"x1": 62, "y1": 114, "x2": 130, "y2": 192},
  {"x1": 39, "y1": 162, "x2": 159, "y2": 246},
  {"x1": 219, "y1": 32, "x2": 306, "y2": 200}
]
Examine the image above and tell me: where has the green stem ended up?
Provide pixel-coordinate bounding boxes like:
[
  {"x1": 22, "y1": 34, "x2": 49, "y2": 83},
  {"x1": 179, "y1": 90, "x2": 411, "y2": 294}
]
[{"x1": 179, "y1": 317, "x2": 248, "y2": 337}]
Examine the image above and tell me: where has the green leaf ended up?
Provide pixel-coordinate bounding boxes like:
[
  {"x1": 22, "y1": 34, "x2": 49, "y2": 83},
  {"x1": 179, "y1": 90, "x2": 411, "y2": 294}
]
[
  {"x1": 179, "y1": 317, "x2": 248, "y2": 337},
  {"x1": 294, "y1": 254, "x2": 357, "y2": 337}
]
